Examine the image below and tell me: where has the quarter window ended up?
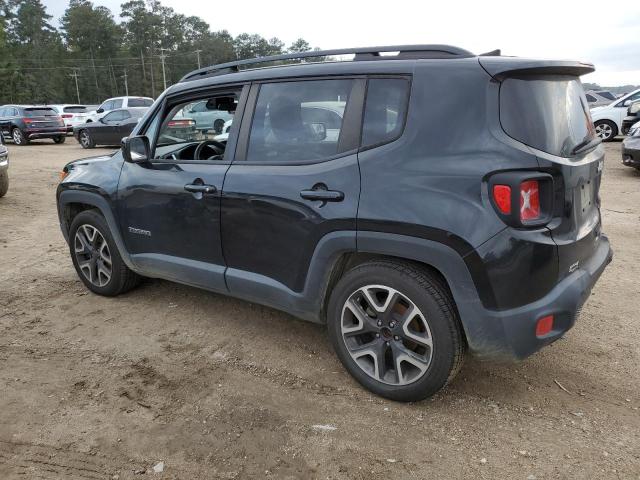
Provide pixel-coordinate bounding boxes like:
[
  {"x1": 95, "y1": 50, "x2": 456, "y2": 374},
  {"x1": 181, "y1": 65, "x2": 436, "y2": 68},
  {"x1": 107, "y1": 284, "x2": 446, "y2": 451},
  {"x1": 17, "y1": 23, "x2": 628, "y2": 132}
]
[
  {"x1": 361, "y1": 78, "x2": 410, "y2": 148},
  {"x1": 246, "y1": 79, "x2": 354, "y2": 163}
]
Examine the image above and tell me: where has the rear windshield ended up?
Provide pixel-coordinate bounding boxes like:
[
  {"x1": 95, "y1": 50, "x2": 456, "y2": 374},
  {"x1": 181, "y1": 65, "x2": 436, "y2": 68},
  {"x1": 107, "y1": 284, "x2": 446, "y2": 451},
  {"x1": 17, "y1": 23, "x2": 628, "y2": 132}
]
[
  {"x1": 500, "y1": 75, "x2": 595, "y2": 157},
  {"x1": 24, "y1": 108, "x2": 58, "y2": 117},
  {"x1": 63, "y1": 106, "x2": 87, "y2": 113},
  {"x1": 596, "y1": 91, "x2": 615, "y2": 101},
  {"x1": 128, "y1": 98, "x2": 153, "y2": 107}
]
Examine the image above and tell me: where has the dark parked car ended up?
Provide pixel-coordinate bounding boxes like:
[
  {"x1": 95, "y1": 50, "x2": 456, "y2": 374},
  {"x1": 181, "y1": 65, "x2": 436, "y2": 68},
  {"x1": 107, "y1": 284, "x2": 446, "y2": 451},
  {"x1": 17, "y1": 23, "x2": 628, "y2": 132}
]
[
  {"x1": 0, "y1": 134, "x2": 8, "y2": 197},
  {"x1": 622, "y1": 122, "x2": 640, "y2": 170},
  {"x1": 57, "y1": 45, "x2": 612, "y2": 401},
  {"x1": 74, "y1": 107, "x2": 148, "y2": 148},
  {"x1": 0, "y1": 105, "x2": 67, "y2": 145},
  {"x1": 621, "y1": 101, "x2": 640, "y2": 135}
]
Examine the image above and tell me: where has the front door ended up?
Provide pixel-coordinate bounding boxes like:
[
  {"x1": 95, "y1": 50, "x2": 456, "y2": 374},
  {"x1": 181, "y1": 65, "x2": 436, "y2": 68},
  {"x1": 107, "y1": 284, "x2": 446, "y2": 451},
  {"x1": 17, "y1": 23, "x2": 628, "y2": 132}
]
[
  {"x1": 117, "y1": 86, "x2": 247, "y2": 292},
  {"x1": 221, "y1": 78, "x2": 364, "y2": 297}
]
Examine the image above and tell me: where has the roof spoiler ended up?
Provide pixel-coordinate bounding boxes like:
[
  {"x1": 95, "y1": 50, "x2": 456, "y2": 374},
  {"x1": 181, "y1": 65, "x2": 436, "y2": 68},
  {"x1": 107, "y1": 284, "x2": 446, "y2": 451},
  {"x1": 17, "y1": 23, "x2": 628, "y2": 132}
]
[{"x1": 478, "y1": 57, "x2": 595, "y2": 80}]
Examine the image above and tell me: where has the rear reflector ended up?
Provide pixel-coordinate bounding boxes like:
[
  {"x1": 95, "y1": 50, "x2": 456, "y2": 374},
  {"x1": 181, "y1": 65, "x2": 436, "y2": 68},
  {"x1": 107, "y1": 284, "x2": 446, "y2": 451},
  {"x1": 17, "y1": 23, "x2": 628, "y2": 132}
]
[
  {"x1": 520, "y1": 180, "x2": 540, "y2": 221},
  {"x1": 535, "y1": 315, "x2": 554, "y2": 337},
  {"x1": 492, "y1": 185, "x2": 512, "y2": 214}
]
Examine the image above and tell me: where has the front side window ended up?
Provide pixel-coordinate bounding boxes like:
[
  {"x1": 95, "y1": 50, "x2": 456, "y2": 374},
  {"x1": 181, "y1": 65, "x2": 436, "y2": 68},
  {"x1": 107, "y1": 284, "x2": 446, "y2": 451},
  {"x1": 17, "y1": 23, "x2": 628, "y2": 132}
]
[
  {"x1": 100, "y1": 101, "x2": 112, "y2": 111},
  {"x1": 103, "y1": 111, "x2": 125, "y2": 123},
  {"x1": 112, "y1": 99, "x2": 123, "y2": 109},
  {"x1": 361, "y1": 78, "x2": 410, "y2": 148},
  {"x1": 151, "y1": 90, "x2": 241, "y2": 161},
  {"x1": 246, "y1": 79, "x2": 353, "y2": 163}
]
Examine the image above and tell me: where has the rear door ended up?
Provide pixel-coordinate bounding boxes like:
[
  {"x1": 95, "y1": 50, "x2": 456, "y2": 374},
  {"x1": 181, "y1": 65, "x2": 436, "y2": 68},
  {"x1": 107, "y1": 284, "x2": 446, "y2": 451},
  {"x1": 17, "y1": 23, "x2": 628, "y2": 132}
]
[{"x1": 221, "y1": 78, "x2": 364, "y2": 298}]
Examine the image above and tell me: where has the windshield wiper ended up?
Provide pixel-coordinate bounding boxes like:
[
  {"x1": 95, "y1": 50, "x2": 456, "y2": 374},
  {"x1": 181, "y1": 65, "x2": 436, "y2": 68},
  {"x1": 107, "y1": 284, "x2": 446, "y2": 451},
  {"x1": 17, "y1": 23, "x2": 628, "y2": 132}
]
[{"x1": 572, "y1": 136, "x2": 601, "y2": 156}]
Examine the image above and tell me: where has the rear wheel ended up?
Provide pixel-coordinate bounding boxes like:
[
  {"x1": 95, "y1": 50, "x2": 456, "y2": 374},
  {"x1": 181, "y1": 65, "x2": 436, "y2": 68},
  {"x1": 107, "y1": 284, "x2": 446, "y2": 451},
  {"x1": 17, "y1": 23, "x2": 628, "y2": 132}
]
[
  {"x1": 327, "y1": 261, "x2": 465, "y2": 401},
  {"x1": 79, "y1": 129, "x2": 95, "y2": 149},
  {"x1": 53, "y1": 135, "x2": 66, "y2": 144},
  {"x1": 12, "y1": 128, "x2": 28, "y2": 145},
  {"x1": 0, "y1": 171, "x2": 8, "y2": 197},
  {"x1": 595, "y1": 120, "x2": 617, "y2": 142},
  {"x1": 69, "y1": 210, "x2": 140, "y2": 296}
]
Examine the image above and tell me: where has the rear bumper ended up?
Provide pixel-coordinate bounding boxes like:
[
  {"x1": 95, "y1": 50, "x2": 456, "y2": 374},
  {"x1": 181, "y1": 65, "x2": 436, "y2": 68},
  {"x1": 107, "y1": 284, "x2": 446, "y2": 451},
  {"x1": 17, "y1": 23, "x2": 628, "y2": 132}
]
[
  {"x1": 25, "y1": 128, "x2": 67, "y2": 139},
  {"x1": 622, "y1": 116, "x2": 637, "y2": 135},
  {"x1": 622, "y1": 141, "x2": 640, "y2": 168},
  {"x1": 468, "y1": 234, "x2": 612, "y2": 360}
]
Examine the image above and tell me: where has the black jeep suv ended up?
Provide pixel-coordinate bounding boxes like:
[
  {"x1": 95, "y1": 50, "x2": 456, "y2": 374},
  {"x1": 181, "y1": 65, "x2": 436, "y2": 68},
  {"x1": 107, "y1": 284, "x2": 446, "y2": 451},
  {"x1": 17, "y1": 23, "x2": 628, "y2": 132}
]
[
  {"x1": 0, "y1": 105, "x2": 67, "y2": 145},
  {"x1": 56, "y1": 45, "x2": 612, "y2": 401}
]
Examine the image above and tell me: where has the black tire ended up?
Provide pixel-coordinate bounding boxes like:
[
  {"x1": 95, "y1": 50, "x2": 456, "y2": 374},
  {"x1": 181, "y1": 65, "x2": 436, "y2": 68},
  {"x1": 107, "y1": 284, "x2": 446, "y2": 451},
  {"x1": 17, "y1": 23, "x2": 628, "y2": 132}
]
[
  {"x1": 594, "y1": 120, "x2": 618, "y2": 142},
  {"x1": 69, "y1": 210, "x2": 140, "y2": 296},
  {"x1": 0, "y1": 171, "x2": 8, "y2": 198},
  {"x1": 327, "y1": 260, "x2": 465, "y2": 402},
  {"x1": 12, "y1": 128, "x2": 28, "y2": 145},
  {"x1": 78, "y1": 129, "x2": 95, "y2": 149},
  {"x1": 53, "y1": 135, "x2": 66, "y2": 144}
]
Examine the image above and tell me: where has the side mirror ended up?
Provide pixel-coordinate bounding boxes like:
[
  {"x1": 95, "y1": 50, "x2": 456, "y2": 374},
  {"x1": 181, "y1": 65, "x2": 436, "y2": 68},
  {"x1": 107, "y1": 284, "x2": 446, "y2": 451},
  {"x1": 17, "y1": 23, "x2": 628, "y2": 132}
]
[
  {"x1": 96, "y1": 108, "x2": 104, "y2": 114},
  {"x1": 309, "y1": 122, "x2": 327, "y2": 141},
  {"x1": 122, "y1": 135, "x2": 150, "y2": 163},
  {"x1": 99, "y1": 117, "x2": 106, "y2": 124},
  {"x1": 623, "y1": 100, "x2": 632, "y2": 107}
]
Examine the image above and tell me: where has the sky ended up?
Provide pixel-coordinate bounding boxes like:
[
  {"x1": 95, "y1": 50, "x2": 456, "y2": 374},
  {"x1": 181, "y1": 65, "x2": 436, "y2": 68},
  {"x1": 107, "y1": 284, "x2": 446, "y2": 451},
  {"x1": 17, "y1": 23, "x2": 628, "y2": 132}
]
[{"x1": 42, "y1": 0, "x2": 640, "y2": 86}]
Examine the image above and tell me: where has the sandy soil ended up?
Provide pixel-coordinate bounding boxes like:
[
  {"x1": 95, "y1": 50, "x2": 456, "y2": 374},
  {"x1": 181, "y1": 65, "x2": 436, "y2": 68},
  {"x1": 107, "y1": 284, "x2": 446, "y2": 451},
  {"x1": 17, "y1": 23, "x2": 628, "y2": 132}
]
[{"x1": 0, "y1": 138, "x2": 638, "y2": 479}]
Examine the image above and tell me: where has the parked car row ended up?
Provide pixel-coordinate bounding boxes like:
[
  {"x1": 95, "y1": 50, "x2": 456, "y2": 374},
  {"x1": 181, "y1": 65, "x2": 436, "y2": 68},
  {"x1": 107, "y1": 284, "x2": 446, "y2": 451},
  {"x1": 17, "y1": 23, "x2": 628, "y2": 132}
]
[{"x1": 590, "y1": 88, "x2": 640, "y2": 141}]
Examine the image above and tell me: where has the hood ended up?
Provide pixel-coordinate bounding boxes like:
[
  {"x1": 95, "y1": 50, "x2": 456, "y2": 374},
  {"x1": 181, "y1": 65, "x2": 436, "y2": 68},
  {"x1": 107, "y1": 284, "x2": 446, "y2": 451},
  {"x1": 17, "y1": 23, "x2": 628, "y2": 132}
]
[{"x1": 63, "y1": 153, "x2": 115, "y2": 172}]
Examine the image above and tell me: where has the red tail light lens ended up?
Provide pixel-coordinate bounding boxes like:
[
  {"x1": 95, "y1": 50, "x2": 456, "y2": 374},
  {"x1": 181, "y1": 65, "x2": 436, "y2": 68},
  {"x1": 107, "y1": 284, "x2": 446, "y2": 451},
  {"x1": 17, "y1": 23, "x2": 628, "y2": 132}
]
[
  {"x1": 23, "y1": 118, "x2": 33, "y2": 124},
  {"x1": 62, "y1": 114, "x2": 73, "y2": 118},
  {"x1": 535, "y1": 314, "x2": 554, "y2": 337},
  {"x1": 520, "y1": 180, "x2": 540, "y2": 221},
  {"x1": 492, "y1": 185, "x2": 512, "y2": 214},
  {"x1": 168, "y1": 119, "x2": 195, "y2": 128}
]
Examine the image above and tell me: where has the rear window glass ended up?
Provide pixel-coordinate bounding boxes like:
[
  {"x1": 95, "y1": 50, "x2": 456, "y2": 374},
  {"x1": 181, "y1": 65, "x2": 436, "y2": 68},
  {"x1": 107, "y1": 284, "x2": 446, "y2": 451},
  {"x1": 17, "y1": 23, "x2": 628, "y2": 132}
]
[
  {"x1": 596, "y1": 91, "x2": 615, "y2": 101},
  {"x1": 361, "y1": 78, "x2": 410, "y2": 148},
  {"x1": 500, "y1": 75, "x2": 595, "y2": 158},
  {"x1": 64, "y1": 106, "x2": 87, "y2": 113},
  {"x1": 24, "y1": 108, "x2": 57, "y2": 117},
  {"x1": 585, "y1": 93, "x2": 597, "y2": 102},
  {"x1": 129, "y1": 98, "x2": 153, "y2": 107}
]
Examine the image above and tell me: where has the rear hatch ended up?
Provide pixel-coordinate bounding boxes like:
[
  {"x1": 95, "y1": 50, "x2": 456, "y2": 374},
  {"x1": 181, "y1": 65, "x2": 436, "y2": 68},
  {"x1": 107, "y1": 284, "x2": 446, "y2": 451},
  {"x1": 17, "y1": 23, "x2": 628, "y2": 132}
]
[
  {"x1": 484, "y1": 59, "x2": 604, "y2": 280},
  {"x1": 24, "y1": 107, "x2": 63, "y2": 128}
]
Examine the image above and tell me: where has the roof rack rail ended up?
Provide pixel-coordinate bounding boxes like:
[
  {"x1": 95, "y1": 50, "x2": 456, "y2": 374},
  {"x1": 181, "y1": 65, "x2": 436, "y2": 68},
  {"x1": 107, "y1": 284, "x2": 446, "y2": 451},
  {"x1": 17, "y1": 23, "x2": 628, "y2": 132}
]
[{"x1": 179, "y1": 44, "x2": 474, "y2": 83}]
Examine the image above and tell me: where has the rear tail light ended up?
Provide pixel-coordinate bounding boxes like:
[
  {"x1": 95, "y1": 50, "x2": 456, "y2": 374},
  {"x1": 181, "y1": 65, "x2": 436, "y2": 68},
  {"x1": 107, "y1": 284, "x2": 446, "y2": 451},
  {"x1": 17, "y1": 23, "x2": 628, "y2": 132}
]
[
  {"x1": 519, "y1": 180, "x2": 540, "y2": 221},
  {"x1": 62, "y1": 114, "x2": 73, "y2": 118},
  {"x1": 168, "y1": 119, "x2": 195, "y2": 128},
  {"x1": 492, "y1": 185, "x2": 512, "y2": 214},
  {"x1": 489, "y1": 172, "x2": 553, "y2": 228},
  {"x1": 23, "y1": 118, "x2": 33, "y2": 124},
  {"x1": 535, "y1": 314, "x2": 554, "y2": 337}
]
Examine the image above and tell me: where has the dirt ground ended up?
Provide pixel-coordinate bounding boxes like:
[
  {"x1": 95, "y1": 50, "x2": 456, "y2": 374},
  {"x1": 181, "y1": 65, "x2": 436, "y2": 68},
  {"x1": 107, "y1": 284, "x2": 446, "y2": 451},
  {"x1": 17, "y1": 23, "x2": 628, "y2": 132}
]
[{"x1": 0, "y1": 138, "x2": 638, "y2": 480}]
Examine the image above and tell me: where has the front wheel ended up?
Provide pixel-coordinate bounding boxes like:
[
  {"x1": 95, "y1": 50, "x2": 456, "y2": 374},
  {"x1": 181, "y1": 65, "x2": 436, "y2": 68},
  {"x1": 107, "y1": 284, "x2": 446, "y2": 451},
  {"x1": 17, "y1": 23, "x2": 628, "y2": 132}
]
[
  {"x1": 327, "y1": 261, "x2": 465, "y2": 402},
  {"x1": 53, "y1": 135, "x2": 66, "y2": 144},
  {"x1": 12, "y1": 128, "x2": 28, "y2": 145},
  {"x1": 69, "y1": 210, "x2": 140, "y2": 296},
  {"x1": 595, "y1": 120, "x2": 617, "y2": 142},
  {"x1": 78, "y1": 129, "x2": 95, "y2": 149}
]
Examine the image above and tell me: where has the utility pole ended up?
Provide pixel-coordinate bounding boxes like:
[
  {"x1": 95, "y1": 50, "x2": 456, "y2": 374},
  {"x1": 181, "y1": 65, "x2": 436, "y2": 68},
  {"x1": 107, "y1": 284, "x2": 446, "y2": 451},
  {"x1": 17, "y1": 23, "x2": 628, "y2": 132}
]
[
  {"x1": 159, "y1": 48, "x2": 169, "y2": 90},
  {"x1": 122, "y1": 70, "x2": 129, "y2": 96},
  {"x1": 69, "y1": 70, "x2": 81, "y2": 104},
  {"x1": 195, "y1": 49, "x2": 202, "y2": 69}
]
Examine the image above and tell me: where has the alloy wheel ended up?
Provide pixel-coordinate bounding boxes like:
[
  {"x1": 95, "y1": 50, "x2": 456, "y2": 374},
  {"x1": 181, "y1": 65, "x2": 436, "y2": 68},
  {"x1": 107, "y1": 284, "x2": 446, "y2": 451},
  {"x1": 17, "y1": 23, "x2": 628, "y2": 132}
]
[
  {"x1": 74, "y1": 224, "x2": 112, "y2": 287},
  {"x1": 341, "y1": 285, "x2": 433, "y2": 386},
  {"x1": 80, "y1": 131, "x2": 90, "y2": 147},
  {"x1": 12, "y1": 129, "x2": 23, "y2": 144},
  {"x1": 595, "y1": 123, "x2": 613, "y2": 140}
]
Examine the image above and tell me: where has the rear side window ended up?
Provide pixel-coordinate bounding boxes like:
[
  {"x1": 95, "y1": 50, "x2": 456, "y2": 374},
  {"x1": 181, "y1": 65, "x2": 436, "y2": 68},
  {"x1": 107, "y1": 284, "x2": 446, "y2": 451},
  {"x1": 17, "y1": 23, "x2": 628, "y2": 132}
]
[
  {"x1": 246, "y1": 79, "x2": 353, "y2": 163},
  {"x1": 129, "y1": 98, "x2": 153, "y2": 107},
  {"x1": 500, "y1": 75, "x2": 595, "y2": 158},
  {"x1": 361, "y1": 78, "x2": 410, "y2": 148}
]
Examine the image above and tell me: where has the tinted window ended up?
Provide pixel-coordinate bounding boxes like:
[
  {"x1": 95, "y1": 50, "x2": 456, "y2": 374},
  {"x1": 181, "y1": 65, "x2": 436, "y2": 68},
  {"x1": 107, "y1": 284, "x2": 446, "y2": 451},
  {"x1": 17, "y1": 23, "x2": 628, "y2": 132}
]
[
  {"x1": 64, "y1": 106, "x2": 87, "y2": 113},
  {"x1": 24, "y1": 108, "x2": 57, "y2": 117},
  {"x1": 585, "y1": 93, "x2": 597, "y2": 102},
  {"x1": 247, "y1": 79, "x2": 353, "y2": 163},
  {"x1": 361, "y1": 78, "x2": 410, "y2": 148},
  {"x1": 500, "y1": 75, "x2": 595, "y2": 157},
  {"x1": 128, "y1": 98, "x2": 153, "y2": 107},
  {"x1": 103, "y1": 111, "x2": 125, "y2": 122},
  {"x1": 596, "y1": 91, "x2": 615, "y2": 100}
]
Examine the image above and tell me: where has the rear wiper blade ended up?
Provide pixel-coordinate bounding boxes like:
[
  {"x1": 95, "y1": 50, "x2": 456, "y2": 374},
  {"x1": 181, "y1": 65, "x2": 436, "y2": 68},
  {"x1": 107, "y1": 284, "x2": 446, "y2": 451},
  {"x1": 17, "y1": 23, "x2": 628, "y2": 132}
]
[{"x1": 572, "y1": 136, "x2": 601, "y2": 156}]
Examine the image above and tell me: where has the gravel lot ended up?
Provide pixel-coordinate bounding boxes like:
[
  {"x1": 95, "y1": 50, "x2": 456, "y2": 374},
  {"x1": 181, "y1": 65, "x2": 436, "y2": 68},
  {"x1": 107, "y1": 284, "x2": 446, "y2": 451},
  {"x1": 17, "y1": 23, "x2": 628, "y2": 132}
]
[{"x1": 0, "y1": 139, "x2": 639, "y2": 479}]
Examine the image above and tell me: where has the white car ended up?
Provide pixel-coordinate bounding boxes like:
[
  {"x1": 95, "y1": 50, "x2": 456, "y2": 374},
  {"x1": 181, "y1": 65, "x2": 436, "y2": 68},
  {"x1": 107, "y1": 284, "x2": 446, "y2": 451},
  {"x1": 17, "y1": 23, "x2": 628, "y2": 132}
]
[
  {"x1": 590, "y1": 88, "x2": 640, "y2": 141},
  {"x1": 86, "y1": 96, "x2": 154, "y2": 123},
  {"x1": 49, "y1": 105, "x2": 90, "y2": 134}
]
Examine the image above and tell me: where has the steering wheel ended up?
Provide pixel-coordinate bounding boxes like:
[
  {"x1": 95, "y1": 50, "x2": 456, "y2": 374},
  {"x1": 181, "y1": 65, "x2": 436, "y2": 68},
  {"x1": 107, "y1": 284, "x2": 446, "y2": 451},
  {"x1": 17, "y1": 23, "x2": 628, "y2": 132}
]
[{"x1": 194, "y1": 140, "x2": 226, "y2": 160}]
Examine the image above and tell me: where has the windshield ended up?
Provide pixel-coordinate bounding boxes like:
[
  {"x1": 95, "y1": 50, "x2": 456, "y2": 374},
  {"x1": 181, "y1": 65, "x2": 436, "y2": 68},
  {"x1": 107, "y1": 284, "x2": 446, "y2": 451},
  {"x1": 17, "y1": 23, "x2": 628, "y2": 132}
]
[{"x1": 500, "y1": 75, "x2": 596, "y2": 157}]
